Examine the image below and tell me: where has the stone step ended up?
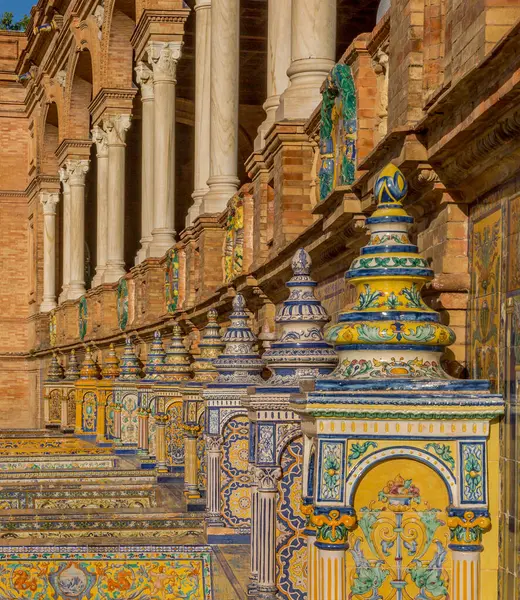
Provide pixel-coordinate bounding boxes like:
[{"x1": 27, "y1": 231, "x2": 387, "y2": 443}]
[
  {"x1": 0, "y1": 456, "x2": 118, "y2": 471},
  {"x1": 0, "y1": 468, "x2": 157, "y2": 486},
  {"x1": 0, "y1": 510, "x2": 205, "y2": 541}
]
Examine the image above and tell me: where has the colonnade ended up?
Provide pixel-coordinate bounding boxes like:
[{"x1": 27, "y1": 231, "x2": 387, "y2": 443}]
[{"x1": 39, "y1": 0, "x2": 338, "y2": 313}]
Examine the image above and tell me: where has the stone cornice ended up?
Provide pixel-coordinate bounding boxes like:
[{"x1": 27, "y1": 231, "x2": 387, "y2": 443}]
[
  {"x1": 55, "y1": 139, "x2": 92, "y2": 165},
  {"x1": 25, "y1": 174, "x2": 60, "y2": 201},
  {"x1": 89, "y1": 88, "x2": 137, "y2": 126},
  {"x1": 131, "y1": 8, "x2": 190, "y2": 61}
]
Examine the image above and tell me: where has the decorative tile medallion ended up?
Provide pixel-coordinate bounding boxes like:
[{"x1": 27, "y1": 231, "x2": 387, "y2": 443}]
[
  {"x1": 224, "y1": 193, "x2": 244, "y2": 283},
  {"x1": 319, "y1": 62, "x2": 357, "y2": 200},
  {"x1": 78, "y1": 296, "x2": 88, "y2": 340},
  {"x1": 165, "y1": 247, "x2": 180, "y2": 314},
  {"x1": 116, "y1": 277, "x2": 129, "y2": 331}
]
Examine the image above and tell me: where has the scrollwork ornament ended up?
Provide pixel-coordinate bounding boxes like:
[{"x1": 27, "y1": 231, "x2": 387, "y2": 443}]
[
  {"x1": 447, "y1": 511, "x2": 491, "y2": 547},
  {"x1": 311, "y1": 509, "x2": 357, "y2": 546}
]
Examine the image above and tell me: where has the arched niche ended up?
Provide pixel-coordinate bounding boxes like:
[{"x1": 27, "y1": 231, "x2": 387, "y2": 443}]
[
  {"x1": 41, "y1": 102, "x2": 60, "y2": 175},
  {"x1": 104, "y1": 0, "x2": 136, "y2": 89},
  {"x1": 68, "y1": 50, "x2": 94, "y2": 139},
  {"x1": 347, "y1": 458, "x2": 452, "y2": 600}
]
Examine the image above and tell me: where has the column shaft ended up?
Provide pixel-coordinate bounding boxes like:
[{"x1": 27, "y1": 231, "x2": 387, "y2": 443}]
[
  {"x1": 307, "y1": 531, "x2": 319, "y2": 600},
  {"x1": 188, "y1": 0, "x2": 212, "y2": 225},
  {"x1": 66, "y1": 159, "x2": 89, "y2": 300},
  {"x1": 205, "y1": 436, "x2": 223, "y2": 523},
  {"x1": 184, "y1": 434, "x2": 201, "y2": 498},
  {"x1": 155, "y1": 416, "x2": 169, "y2": 473},
  {"x1": 249, "y1": 482, "x2": 259, "y2": 592},
  {"x1": 135, "y1": 62, "x2": 155, "y2": 263},
  {"x1": 276, "y1": 0, "x2": 337, "y2": 120},
  {"x1": 148, "y1": 42, "x2": 182, "y2": 257},
  {"x1": 451, "y1": 550, "x2": 480, "y2": 600},
  {"x1": 104, "y1": 114, "x2": 131, "y2": 283},
  {"x1": 257, "y1": 488, "x2": 279, "y2": 597},
  {"x1": 255, "y1": 0, "x2": 292, "y2": 150},
  {"x1": 91, "y1": 126, "x2": 109, "y2": 286},
  {"x1": 138, "y1": 411, "x2": 149, "y2": 455},
  {"x1": 59, "y1": 167, "x2": 71, "y2": 302},
  {"x1": 317, "y1": 547, "x2": 346, "y2": 600},
  {"x1": 202, "y1": 0, "x2": 240, "y2": 213},
  {"x1": 40, "y1": 192, "x2": 59, "y2": 311}
]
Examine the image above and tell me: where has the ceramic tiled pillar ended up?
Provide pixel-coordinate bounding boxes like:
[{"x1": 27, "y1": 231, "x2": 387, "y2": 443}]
[{"x1": 40, "y1": 192, "x2": 60, "y2": 312}]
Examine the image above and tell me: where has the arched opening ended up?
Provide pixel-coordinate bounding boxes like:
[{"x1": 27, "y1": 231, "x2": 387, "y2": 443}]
[
  {"x1": 68, "y1": 50, "x2": 93, "y2": 139},
  {"x1": 42, "y1": 103, "x2": 59, "y2": 175},
  {"x1": 106, "y1": 0, "x2": 136, "y2": 89}
]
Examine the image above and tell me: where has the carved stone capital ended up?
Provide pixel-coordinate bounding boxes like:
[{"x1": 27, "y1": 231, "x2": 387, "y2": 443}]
[
  {"x1": 65, "y1": 159, "x2": 90, "y2": 186},
  {"x1": 55, "y1": 70, "x2": 67, "y2": 89},
  {"x1": 135, "y1": 61, "x2": 154, "y2": 101},
  {"x1": 205, "y1": 435, "x2": 223, "y2": 452},
  {"x1": 91, "y1": 125, "x2": 108, "y2": 158},
  {"x1": 147, "y1": 41, "x2": 183, "y2": 82},
  {"x1": 103, "y1": 114, "x2": 132, "y2": 146},
  {"x1": 40, "y1": 192, "x2": 60, "y2": 215},
  {"x1": 255, "y1": 466, "x2": 282, "y2": 491},
  {"x1": 59, "y1": 165, "x2": 70, "y2": 187}
]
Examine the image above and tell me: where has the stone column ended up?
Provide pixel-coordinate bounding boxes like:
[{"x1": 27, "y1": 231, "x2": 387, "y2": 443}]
[
  {"x1": 113, "y1": 405, "x2": 122, "y2": 443},
  {"x1": 66, "y1": 159, "x2": 89, "y2": 300},
  {"x1": 184, "y1": 426, "x2": 202, "y2": 498},
  {"x1": 91, "y1": 126, "x2": 109, "y2": 286},
  {"x1": 187, "y1": 0, "x2": 212, "y2": 226},
  {"x1": 148, "y1": 42, "x2": 182, "y2": 257},
  {"x1": 249, "y1": 468, "x2": 259, "y2": 595},
  {"x1": 155, "y1": 413, "x2": 169, "y2": 473},
  {"x1": 448, "y1": 510, "x2": 490, "y2": 600},
  {"x1": 205, "y1": 435, "x2": 223, "y2": 524},
  {"x1": 103, "y1": 114, "x2": 131, "y2": 283},
  {"x1": 135, "y1": 62, "x2": 155, "y2": 262},
  {"x1": 311, "y1": 509, "x2": 355, "y2": 600},
  {"x1": 59, "y1": 166, "x2": 71, "y2": 302},
  {"x1": 202, "y1": 0, "x2": 240, "y2": 214},
  {"x1": 255, "y1": 467, "x2": 282, "y2": 599},
  {"x1": 96, "y1": 395, "x2": 107, "y2": 443},
  {"x1": 255, "y1": 0, "x2": 292, "y2": 150},
  {"x1": 276, "y1": 0, "x2": 337, "y2": 121},
  {"x1": 137, "y1": 408, "x2": 150, "y2": 455},
  {"x1": 40, "y1": 192, "x2": 60, "y2": 312}
]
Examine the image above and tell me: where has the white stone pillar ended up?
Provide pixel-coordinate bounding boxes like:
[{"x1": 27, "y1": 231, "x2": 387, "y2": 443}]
[
  {"x1": 255, "y1": 467, "x2": 282, "y2": 599},
  {"x1": 91, "y1": 126, "x2": 109, "y2": 287},
  {"x1": 40, "y1": 192, "x2": 60, "y2": 312},
  {"x1": 451, "y1": 549, "x2": 481, "y2": 600},
  {"x1": 205, "y1": 435, "x2": 223, "y2": 524},
  {"x1": 202, "y1": 0, "x2": 240, "y2": 214},
  {"x1": 255, "y1": 0, "x2": 292, "y2": 150},
  {"x1": 103, "y1": 114, "x2": 131, "y2": 283},
  {"x1": 276, "y1": 0, "x2": 337, "y2": 121},
  {"x1": 135, "y1": 62, "x2": 155, "y2": 262},
  {"x1": 66, "y1": 159, "x2": 89, "y2": 300},
  {"x1": 187, "y1": 0, "x2": 212, "y2": 226},
  {"x1": 148, "y1": 42, "x2": 182, "y2": 257},
  {"x1": 59, "y1": 166, "x2": 71, "y2": 302}
]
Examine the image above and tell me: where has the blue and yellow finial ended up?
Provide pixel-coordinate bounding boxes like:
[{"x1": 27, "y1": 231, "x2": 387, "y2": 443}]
[{"x1": 325, "y1": 163, "x2": 455, "y2": 380}]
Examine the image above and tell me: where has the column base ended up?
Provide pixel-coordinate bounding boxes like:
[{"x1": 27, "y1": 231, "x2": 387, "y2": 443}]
[
  {"x1": 103, "y1": 263, "x2": 126, "y2": 284},
  {"x1": 67, "y1": 282, "x2": 86, "y2": 300},
  {"x1": 91, "y1": 267, "x2": 106, "y2": 288},
  {"x1": 276, "y1": 58, "x2": 335, "y2": 121},
  {"x1": 148, "y1": 229, "x2": 176, "y2": 258},
  {"x1": 135, "y1": 237, "x2": 153, "y2": 265},
  {"x1": 202, "y1": 176, "x2": 240, "y2": 214},
  {"x1": 40, "y1": 299, "x2": 57, "y2": 313}
]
